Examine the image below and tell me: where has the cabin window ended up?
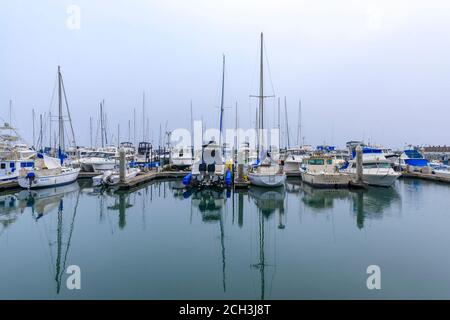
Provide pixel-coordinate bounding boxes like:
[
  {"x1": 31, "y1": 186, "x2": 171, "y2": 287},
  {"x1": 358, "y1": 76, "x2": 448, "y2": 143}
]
[
  {"x1": 10, "y1": 162, "x2": 15, "y2": 168},
  {"x1": 327, "y1": 159, "x2": 333, "y2": 165},
  {"x1": 308, "y1": 159, "x2": 324, "y2": 165},
  {"x1": 0, "y1": 163, "x2": 5, "y2": 169}
]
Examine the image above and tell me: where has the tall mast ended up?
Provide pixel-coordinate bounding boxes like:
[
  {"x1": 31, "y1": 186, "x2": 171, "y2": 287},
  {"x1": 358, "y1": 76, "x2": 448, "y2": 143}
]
[
  {"x1": 49, "y1": 111, "x2": 52, "y2": 150},
  {"x1": 142, "y1": 91, "x2": 145, "y2": 141},
  {"x1": 32, "y1": 108, "x2": 35, "y2": 148},
  {"x1": 57, "y1": 66, "x2": 64, "y2": 155},
  {"x1": 277, "y1": 97, "x2": 281, "y2": 149},
  {"x1": 284, "y1": 96, "x2": 290, "y2": 149},
  {"x1": 89, "y1": 116, "x2": 93, "y2": 148},
  {"x1": 297, "y1": 99, "x2": 302, "y2": 147},
  {"x1": 100, "y1": 102, "x2": 104, "y2": 148},
  {"x1": 133, "y1": 108, "x2": 136, "y2": 145},
  {"x1": 219, "y1": 54, "x2": 225, "y2": 147},
  {"x1": 128, "y1": 119, "x2": 131, "y2": 142},
  {"x1": 190, "y1": 100, "x2": 193, "y2": 147},
  {"x1": 235, "y1": 101, "x2": 238, "y2": 157},
  {"x1": 9, "y1": 99, "x2": 12, "y2": 136},
  {"x1": 117, "y1": 123, "x2": 120, "y2": 147},
  {"x1": 39, "y1": 114, "x2": 43, "y2": 150}
]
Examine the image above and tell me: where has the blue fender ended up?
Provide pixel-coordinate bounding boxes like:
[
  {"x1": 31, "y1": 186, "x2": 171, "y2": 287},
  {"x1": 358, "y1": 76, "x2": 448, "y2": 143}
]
[
  {"x1": 225, "y1": 170, "x2": 232, "y2": 187},
  {"x1": 183, "y1": 173, "x2": 193, "y2": 186}
]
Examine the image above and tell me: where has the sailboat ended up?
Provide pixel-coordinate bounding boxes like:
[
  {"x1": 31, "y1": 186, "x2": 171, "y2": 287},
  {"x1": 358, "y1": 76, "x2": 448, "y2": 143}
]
[
  {"x1": 247, "y1": 33, "x2": 286, "y2": 188},
  {"x1": 18, "y1": 66, "x2": 80, "y2": 189}
]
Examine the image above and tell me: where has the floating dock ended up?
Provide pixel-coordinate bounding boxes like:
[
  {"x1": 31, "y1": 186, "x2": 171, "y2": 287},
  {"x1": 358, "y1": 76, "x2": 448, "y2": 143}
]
[
  {"x1": 401, "y1": 172, "x2": 450, "y2": 183},
  {"x1": 116, "y1": 171, "x2": 187, "y2": 190},
  {"x1": 234, "y1": 178, "x2": 250, "y2": 189}
]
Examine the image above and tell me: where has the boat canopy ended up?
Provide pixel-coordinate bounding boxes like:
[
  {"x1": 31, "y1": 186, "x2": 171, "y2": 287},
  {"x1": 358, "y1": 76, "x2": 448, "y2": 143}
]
[{"x1": 404, "y1": 149, "x2": 424, "y2": 159}]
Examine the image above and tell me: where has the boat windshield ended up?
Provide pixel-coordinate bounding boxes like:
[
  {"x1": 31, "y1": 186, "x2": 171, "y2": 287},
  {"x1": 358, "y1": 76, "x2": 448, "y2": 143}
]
[
  {"x1": 404, "y1": 150, "x2": 423, "y2": 159},
  {"x1": 308, "y1": 159, "x2": 330, "y2": 165}
]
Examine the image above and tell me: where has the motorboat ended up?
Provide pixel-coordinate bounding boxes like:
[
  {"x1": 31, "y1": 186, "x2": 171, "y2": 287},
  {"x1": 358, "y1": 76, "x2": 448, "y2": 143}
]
[
  {"x1": 346, "y1": 147, "x2": 400, "y2": 187},
  {"x1": 170, "y1": 146, "x2": 193, "y2": 169},
  {"x1": 301, "y1": 154, "x2": 350, "y2": 188},
  {"x1": 283, "y1": 147, "x2": 309, "y2": 176},
  {"x1": 92, "y1": 167, "x2": 140, "y2": 186},
  {"x1": 399, "y1": 148, "x2": 429, "y2": 172},
  {"x1": 183, "y1": 140, "x2": 231, "y2": 189}
]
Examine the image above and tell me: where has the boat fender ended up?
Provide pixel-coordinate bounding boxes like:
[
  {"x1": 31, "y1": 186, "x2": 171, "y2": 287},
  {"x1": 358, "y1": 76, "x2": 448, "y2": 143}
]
[
  {"x1": 225, "y1": 170, "x2": 232, "y2": 187},
  {"x1": 183, "y1": 173, "x2": 192, "y2": 186}
]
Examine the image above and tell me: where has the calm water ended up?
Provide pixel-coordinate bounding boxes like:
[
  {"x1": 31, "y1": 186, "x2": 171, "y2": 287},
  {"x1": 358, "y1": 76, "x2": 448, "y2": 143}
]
[{"x1": 1, "y1": 177, "x2": 450, "y2": 299}]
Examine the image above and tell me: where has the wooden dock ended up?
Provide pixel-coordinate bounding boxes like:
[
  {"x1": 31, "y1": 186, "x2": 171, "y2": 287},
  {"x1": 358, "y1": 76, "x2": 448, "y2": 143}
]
[
  {"x1": 234, "y1": 178, "x2": 250, "y2": 189},
  {"x1": 401, "y1": 172, "x2": 450, "y2": 183},
  {"x1": 116, "y1": 171, "x2": 187, "y2": 190}
]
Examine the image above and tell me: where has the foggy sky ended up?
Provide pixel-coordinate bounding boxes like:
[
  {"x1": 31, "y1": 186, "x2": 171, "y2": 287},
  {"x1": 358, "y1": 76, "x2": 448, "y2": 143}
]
[{"x1": 2, "y1": 0, "x2": 450, "y2": 149}]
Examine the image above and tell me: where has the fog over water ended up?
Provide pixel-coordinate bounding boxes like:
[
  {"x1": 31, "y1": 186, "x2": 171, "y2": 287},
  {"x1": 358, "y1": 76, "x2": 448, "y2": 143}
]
[{"x1": 2, "y1": 0, "x2": 450, "y2": 149}]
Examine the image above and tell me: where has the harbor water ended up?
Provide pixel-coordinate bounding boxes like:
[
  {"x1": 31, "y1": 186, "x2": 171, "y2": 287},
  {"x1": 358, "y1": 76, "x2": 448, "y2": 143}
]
[{"x1": 1, "y1": 178, "x2": 450, "y2": 299}]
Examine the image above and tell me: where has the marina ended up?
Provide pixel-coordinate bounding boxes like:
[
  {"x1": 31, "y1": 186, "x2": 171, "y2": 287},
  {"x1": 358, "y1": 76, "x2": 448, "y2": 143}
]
[
  {"x1": 3, "y1": 1, "x2": 450, "y2": 303},
  {"x1": 1, "y1": 177, "x2": 450, "y2": 299}
]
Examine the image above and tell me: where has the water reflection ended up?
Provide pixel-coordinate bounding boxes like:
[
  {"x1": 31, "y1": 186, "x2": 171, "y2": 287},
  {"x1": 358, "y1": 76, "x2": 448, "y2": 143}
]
[
  {"x1": 190, "y1": 188, "x2": 227, "y2": 292},
  {"x1": 14, "y1": 182, "x2": 80, "y2": 294},
  {"x1": 0, "y1": 178, "x2": 407, "y2": 298}
]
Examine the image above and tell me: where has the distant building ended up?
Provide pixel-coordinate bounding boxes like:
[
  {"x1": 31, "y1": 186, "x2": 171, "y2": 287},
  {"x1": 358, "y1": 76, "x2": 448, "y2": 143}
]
[{"x1": 422, "y1": 145, "x2": 450, "y2": 163}]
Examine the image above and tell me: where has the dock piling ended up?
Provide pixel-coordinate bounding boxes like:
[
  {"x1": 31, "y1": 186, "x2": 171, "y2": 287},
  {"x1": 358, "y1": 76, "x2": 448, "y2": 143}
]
[{"x1": 119, "y1": 148, "x2": 126, "y2": 183}]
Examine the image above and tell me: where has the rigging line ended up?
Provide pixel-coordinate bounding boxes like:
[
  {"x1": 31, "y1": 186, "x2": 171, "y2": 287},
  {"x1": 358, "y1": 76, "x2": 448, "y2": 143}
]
[
  {"x1": 47, "y1": 72, "x2": 58, "y2": 115},
  {"x1": 263, "y1": 41, "x2": 276, "y2": 97},
  {"x1": 60, "y1": 75, "x2": 77, "y2": 148}
]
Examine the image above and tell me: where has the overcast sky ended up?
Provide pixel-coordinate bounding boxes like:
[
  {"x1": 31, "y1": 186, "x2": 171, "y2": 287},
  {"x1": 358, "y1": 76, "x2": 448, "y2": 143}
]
[{"x1": 2, "y1": 0, "x2": 450, "y2": 149}]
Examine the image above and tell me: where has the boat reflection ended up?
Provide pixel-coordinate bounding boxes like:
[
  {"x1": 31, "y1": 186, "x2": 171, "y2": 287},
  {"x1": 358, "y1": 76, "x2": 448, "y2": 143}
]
[
  {"x1": 351, "y1": 186, "x2": 401, "y2": 229},
  {"x1": 16, "y1": 182, "x2": 81, "y2": 294},
  {"x1": 301, "y1": 183, "x2": 351, "y2": 211}
]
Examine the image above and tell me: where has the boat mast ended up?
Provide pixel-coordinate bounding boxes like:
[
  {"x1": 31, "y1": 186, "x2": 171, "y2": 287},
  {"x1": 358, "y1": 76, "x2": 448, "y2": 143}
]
[
  {"x1": 57, "y1": 66, "x2": 64, "y2": 157},
  {"x1": 297, "y1": 99, "x2": 302, "y2": 147},
  {"x1": 49, "y1": 111, "x2": 52, "y2": 151},
  {"x1": 284, "y1": 96, "x2": 290, "y2": 149},
  {"x1": 219, "y1": 54, "x2": 225, "y2": 149},
  {"x1": 9, "y1": 99, "x2": 12, "y2": 136},
  {"x1": 32, "y1": 109, "x2": 35, "y2": 148},
  {"x1": 100, "y1": 102, "x2": 104, "y2": 148},
  {"x1": 133, "y1": 108, "x2": 136, "y2": 146},
  {"x1": 190, "y1": 100, "x2": 193, "y2": 148},
  {"x1": 142, "y1": 91, "x2": 145, "y2": 141},
  {"x1": 90, "y1": 116, "x2": 93, "y2": 148},
  {"x1": 258, "y1": 33, "x2": 264, "y2": 158},
  {"x1": 277, "y1": 97, "x2": 281, "y2": 150}
]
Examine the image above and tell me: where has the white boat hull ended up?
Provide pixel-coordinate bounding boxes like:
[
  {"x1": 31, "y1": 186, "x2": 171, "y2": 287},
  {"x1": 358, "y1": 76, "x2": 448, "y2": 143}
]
[
  {"x1": 92, "y1": 162, "x2": 116, "y2": 172},
  {"x1": 18, "y1": 168, "x2": 80, "y2": 189},
  {"x1": 248, "y1": 172, "x2": 286, "y2": 187},
  {"x1": 301, "y1": 172, "x2": 350, "y2": 188},
  {"x1": 353, "y1": 172, "x2": 400, "y2": 187}
]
